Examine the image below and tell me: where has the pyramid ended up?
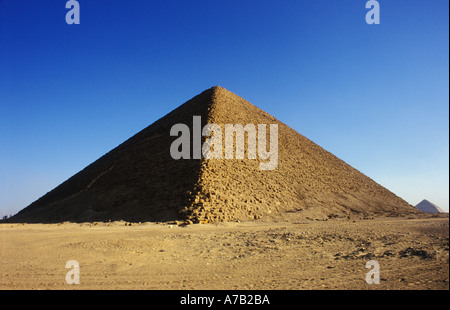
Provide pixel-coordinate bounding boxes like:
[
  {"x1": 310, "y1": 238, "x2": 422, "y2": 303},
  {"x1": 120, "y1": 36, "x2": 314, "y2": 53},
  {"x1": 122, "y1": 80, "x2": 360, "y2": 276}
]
[
  {"x1": 415, "y1": 199, "x2": 444, "y2": 213},
  {"x1": 11, "y1": 86, "x2": 417, "y2": 223}
]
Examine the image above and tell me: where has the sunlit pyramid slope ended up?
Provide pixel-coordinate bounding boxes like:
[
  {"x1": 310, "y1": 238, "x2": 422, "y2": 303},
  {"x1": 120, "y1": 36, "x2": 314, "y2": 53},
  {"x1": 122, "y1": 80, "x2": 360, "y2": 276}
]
[
  {"x1": 11, "y1": 86, "x2": 417, "y2": 223},
  {"x1": 415, "y1": 199, "x2": 444, "y2": 213},
  {"x1": 180, "y1": 87, "x2": 417, "y2": 222}
]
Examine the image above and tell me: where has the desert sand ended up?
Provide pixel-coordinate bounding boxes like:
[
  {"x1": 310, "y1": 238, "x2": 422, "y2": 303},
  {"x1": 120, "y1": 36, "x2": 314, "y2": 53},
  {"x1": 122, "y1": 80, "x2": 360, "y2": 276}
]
[{"x1": 1, "y1": 213, "x2": 448, "y2": 290}]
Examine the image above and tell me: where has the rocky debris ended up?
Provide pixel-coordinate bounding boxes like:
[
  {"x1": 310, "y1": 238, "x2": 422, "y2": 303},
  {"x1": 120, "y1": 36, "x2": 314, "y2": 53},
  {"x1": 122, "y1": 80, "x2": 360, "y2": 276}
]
[
  {"x1": 334, "y1": 246, "x2": 439, "y2": 260},
  {"x1": 334, "y1": 249, "x2": 375, "y2": 260},
  {"x1": 399, "y1": 247, "x2": 436, "y2": 259}
]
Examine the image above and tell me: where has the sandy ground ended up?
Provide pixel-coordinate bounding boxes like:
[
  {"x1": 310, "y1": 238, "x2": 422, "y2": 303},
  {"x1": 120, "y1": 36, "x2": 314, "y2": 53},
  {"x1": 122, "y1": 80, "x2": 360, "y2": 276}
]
[{"x1": 1, "y1": 215, "x2": 448, "y2": 290}]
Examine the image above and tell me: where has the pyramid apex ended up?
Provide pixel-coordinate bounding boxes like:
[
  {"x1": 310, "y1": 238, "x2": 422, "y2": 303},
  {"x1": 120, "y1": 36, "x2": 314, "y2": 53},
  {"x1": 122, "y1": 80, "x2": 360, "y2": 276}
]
[
  {"x1": 210, "y1": 85, "x2": 227, "y2": 92},
  {"x1": 205, "y1": 85, "x2": 237, "y2": 101},
  {"x1": 208, "y1": 85, "x2": 244, "y2": 100},
  {"x1": 196, "y1": 86, "x2": 230, "y2": 98}
]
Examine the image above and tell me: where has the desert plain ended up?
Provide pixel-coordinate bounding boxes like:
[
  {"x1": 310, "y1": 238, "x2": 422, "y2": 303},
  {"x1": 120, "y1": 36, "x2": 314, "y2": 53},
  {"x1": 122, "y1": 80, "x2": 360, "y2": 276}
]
[{"x1": 1, "y1": 212, "x2": 448, "y2": 290}]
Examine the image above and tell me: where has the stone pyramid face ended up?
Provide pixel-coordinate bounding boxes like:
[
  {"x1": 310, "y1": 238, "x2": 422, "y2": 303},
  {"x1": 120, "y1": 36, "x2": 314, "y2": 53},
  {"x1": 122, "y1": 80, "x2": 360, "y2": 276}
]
[
  {"x1": 12, "y1": 86, "x2": 417, "y2": 223},
  {"x1": 415, "y1": 200, "x2": 444, "y2": 213}
]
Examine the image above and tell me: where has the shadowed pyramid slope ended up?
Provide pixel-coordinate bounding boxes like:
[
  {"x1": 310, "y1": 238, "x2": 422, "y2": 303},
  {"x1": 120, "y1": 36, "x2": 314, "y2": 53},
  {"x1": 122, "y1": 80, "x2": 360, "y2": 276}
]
[
  {"x1": 11, "y1": 88, "x2": 217, "y2": 223},
  {"x1": 11, "y1": 86, "x2": 417, "y2": 223}
]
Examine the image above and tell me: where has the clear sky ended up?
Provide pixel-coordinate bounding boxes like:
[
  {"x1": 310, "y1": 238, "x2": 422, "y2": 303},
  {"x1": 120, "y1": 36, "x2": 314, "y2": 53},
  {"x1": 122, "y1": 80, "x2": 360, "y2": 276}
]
[{"x1": 0, "y1": 0, "x2": 448, "y2": 216}]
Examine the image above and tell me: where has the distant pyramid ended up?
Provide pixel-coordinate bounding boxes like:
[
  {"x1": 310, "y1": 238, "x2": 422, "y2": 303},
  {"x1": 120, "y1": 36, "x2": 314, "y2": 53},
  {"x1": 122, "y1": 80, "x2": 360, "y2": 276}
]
[
  {"x1": 11, "y1": 86, "x2": 417, "y2": 223},
  {"x1": 415, "y1": 199, "x2": 444, "y2": 213}
]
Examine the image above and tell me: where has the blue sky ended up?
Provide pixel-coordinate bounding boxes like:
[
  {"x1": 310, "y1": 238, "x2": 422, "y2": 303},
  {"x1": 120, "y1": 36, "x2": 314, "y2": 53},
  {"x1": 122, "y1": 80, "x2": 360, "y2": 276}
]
[{"x1": 0, "y1": 0, "x2": 448, "y2": 216}]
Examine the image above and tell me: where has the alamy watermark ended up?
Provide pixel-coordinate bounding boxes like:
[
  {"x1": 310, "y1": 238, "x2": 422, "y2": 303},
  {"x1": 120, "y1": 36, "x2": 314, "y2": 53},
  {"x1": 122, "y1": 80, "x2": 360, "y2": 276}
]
[
  {"x1": 365, "y1": 260, "x2": 380, "y2": 284},
  {"x1": 366, "y1": 0, "x2": 380, "y2": 25},
  {"x1": 65, "y1": 1, "x2": 379, "y2": 26},
  {"x1": 65, "y1": 260, "x2": 80, "y2": 285},
  {"x1": 170, "y1": 116, "x2": 278, "y2": 170},
  {"x1": 66, "y1": 0, "x2": 80, "y2": 25}
]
